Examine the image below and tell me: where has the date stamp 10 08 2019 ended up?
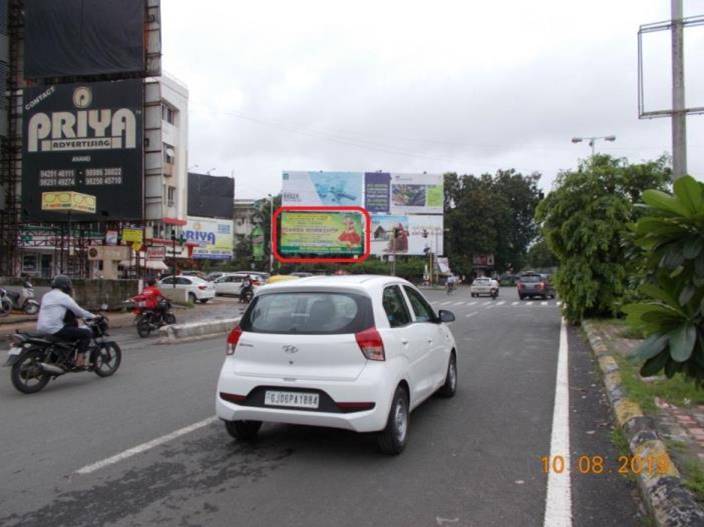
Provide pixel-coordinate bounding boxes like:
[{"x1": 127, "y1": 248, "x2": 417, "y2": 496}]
[{"x1": 541, "y1": 454, "x2": 672, "y2": 476}]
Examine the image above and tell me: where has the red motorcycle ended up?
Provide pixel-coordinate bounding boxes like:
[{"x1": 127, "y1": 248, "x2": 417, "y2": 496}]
[{"x1": 126, "y1": 294, "x2": 176, "y2": 338}]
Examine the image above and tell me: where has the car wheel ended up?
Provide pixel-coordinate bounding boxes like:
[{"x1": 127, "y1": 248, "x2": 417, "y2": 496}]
[
  {"x1": 199, "y1": 298, "x2": 209, "y2": 304},
  {"x1": 225, "y1": 420, "x2": 262, "y2": 441},
  {"x1": 519, "y1": 295, "x2": 525, "y2": 300},
  {"x1": 377, "y1": 386, "x2": 409, "y2": 455},
  {"x1": 437, "y1": 352, "x2": 457, "y2": 398},
  {"x1": 188, "y1": 293, "x2": 197, "y2": 303}
]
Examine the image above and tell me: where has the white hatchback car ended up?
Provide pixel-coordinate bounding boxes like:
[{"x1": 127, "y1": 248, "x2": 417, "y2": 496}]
[
  {"x1": 216, "y1": 275, "x2": 458, "y2": 455},
  {"x1": 158, "y1": 275, "x2": 216, "y2": 303}
]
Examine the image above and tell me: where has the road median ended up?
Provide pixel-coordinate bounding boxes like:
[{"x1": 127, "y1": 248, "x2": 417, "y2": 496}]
[
  {"x1": 583, "y1": 320, "x2": 704, "y2": 527},
  {"x1": 158, "y1": 317, "x2": 240, "y2": 344}
]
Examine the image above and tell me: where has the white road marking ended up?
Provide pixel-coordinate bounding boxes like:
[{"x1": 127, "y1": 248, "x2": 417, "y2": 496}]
[
  {"x1": 440, "y1": 301, "x2": 453, "y2": 306},
  {"x1": 526, "y1": 301, "x2": 533, "y2": 306},
  {"x1": 541, "y1": 301, "x2": 548, "y2": 306},
  {"x1": 468, "y1": 301, "x2": 478, "y2": 306},
  {"x1": 453, "y1": 301, "x2": 465, "y2": 306},
  {"x1": 465, "y1": 312, "x2": 478, "y2": 318},
  {"x1": 512, "y1": 301, "x2": 519, "y2": 305},
  {"x1": 543, "y1": 318, "x2": 572, "y2": 526},
  {"x1": 496, "y1": 301, "x2": 505, "y2": 306},
  {"x1": 75, "y1": 416, "x2": 218, "y2": 475}
]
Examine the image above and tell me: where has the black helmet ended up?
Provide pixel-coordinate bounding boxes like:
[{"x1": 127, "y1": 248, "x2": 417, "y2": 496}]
[
  {"x1": 146, "y1": 278, "x2": 156, "y2": 287},
  {"x1": 51, "y1": 275, "x2": 73, "y2": 294}
]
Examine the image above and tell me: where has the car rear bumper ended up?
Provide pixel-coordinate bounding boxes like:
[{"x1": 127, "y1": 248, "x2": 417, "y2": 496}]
[{"x1": 215, "y1": 364, "x2": 395, "y2": 433}]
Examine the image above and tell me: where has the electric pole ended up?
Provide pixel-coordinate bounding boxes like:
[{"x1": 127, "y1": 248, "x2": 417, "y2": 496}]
[{"x1": 671, "y1": 0, "x2": 687, "y2": 179}]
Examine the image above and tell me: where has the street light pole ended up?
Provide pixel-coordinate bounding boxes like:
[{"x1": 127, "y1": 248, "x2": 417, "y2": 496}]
[
  {"x1": 571, "y1": 135, "x2": 616, "y2": 159},
  {"x1": 268, "y1": 194, "x2": 274, "y2": 274}
]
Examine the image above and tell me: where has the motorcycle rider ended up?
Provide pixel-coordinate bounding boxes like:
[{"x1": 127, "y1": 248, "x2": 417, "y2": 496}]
[
  {"x1": 240, "y1": 275, "x2": 253, "y2": 302},
  {"x1": 37, "y1": 275, "x2": 95, "y2": 367},
  {"x1": 142, "y1": 277, "x2": 168, "y2": 321}
]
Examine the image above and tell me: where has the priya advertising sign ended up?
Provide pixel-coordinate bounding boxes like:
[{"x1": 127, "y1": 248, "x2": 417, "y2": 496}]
[
  {"x1": 22, "y1": 80, "x2": 143, "y2": 221},
  {"x1": 184, "y1": 217, "x2": 233, "y2": 260}
]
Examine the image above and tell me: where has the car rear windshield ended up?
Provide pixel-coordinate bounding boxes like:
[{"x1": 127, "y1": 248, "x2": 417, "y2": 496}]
[
  {"x1": 519, "y1": 275, "x2": 542, "y2": 283},
  {"x1": 240, "y1": 292, "x2": 374, "y2": 335}
]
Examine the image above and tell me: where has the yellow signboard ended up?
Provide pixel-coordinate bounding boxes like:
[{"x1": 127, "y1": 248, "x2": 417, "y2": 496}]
[
  {"x1": 41, "y1": 191, "x2": 96, "y2": 214},
  {"x1": 121, "y1": 228, "x2": 143, "y2": 244}
]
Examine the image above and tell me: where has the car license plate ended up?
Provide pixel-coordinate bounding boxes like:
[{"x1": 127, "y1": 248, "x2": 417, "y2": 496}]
[{"x1": 264, "y1": 391, "x2": 319, "y2": 409}]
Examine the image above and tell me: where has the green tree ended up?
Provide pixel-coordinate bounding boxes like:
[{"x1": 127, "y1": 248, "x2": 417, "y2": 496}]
[
  {"x1": 444, "y1": 170, "x2": 542, "y2": 276},
  {"x1": 251, "y1": 194, "x2": 281, "y2": 271},
  {"x1": 527, "y1": 237, "x2": 558, "y2": 269},
  {"x1": 535, "y1": 154, "x2": 670, "y2": 323}
]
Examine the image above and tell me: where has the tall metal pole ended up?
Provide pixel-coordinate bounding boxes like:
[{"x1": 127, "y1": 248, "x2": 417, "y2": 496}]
[
  {"x1": 268, "y1": 195, "x2": 274, "y2": 274},
  {"x1": 671, "y1": 0, "x2": 687, "y2": 179}
]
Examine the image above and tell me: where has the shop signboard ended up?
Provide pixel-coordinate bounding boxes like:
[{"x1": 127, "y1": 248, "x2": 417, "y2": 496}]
[{"x1": 184, "y1": 217, "x2": 233, "y2": 260}]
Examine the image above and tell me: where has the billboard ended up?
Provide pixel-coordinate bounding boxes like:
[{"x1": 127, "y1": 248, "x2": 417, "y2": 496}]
[
  {"x1": 371, "y1": 214, "x2": 443, "y2": 256},
  {"x1": 280, "y1": 211, "x2": 364, "y2": 255},
  {"x1": 22, "y1": 80, "x2": 144, "y2": 221},
  {"x1": 390, "y1": 173, "x2": 443, "y2": 214},
  {"x1": 187, "y1": 173, "x2": 234, "y2": 219},
  {"x1": 24, "y1": 0, "x2": 146, "y2": 79},
  {"x1": 41, "y1": 191, "x2": 96, "y2": 214},
  {"x1": 282, "y1": 171, "x2": 443, "y2": 214},
  {"x1": 282, "y1": 171, "x2": 364, "y2": 206},
  {"x1": 184, "y1": 217, "x2": 233, "y2": 260}
]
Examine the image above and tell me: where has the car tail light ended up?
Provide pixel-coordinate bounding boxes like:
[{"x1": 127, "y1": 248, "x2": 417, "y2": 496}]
[
  {"x1": 226, "y1": 326, "x2": 242, "y2": 355},
  {"x1": 537, "y1": 282, "x2": 544, "y2": 289},
  {"x1": 198, "y1": 284, "x2": 207, "y2": 290},
  {"x1": 220, "y1": 392, "x2": 246, "y2": 403},
  {"x1": 355, "y1": 327, "x2": 385, "y2": 361},
  {"x1": 517, "y1": 283, "x2": 524, "y2": 289}
]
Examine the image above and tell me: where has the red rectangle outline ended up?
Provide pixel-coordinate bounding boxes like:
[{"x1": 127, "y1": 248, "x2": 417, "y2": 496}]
[{"x1": 272, "y1": 206, "x2": 371, "y2": 264}]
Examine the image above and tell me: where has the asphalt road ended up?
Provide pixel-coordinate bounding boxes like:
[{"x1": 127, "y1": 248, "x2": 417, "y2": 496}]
[{"x1": 0, "y1": 287, "x2": 645, "y2": 527}]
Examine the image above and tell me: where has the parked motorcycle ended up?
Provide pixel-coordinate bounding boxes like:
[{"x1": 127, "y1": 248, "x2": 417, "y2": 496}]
[
  {"x1": 4, "y1": 280, "x2": 40, "y2": 315},
  {"x1": 126, "y1": 294, "x2": 176, "y2": 338},
  {"x1": 0, "y1": 288, "x2": 12, "y2": 317},
  {"x1": 4, "y1": 315, "x2": 121, "y2": 394}
]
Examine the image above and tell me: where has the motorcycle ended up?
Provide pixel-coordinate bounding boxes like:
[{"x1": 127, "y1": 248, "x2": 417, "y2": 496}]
[
  {"x1": 4, "y1": 315, "x2": 121, "y2": 394},
  {"x1": 239, "y1": 285, "x2": 254, "y2": 304},
  {"x1": 0, "y1": 288, "x2": 12, "y2": 317},
  {"x1": 127, "y1": 294, "x2": 176, "y2": 338},
  {"x1": 4, "y1": 281, "x2": 40, "y2": 315}
]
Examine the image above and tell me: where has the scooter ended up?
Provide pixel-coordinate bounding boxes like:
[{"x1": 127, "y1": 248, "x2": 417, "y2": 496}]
[
  {"x1": 0, "y1": 289, "x2": 12, "y2": 317},
  {"x1": 4, "y1": 281, "x2": 40, "y2": 315}
]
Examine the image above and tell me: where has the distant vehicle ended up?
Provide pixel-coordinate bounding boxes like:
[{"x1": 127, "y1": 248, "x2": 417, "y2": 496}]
[
  {"x1": 158, "y1": 275, "x2": 215, "y2": 303},
  {"x1": 181, "y1": 270, "x2": 207, "y2": 280},
  {"x1": 232, "y1": 271, "x2": 270, "y2": 284},
  {"x1": 216, "y1": 275, "x2": 458, "y2": 455},
  {"x1": 499, "y1": 274, "x2": 518, "y2": 286},
  {"x1": 517, "y1": 272, "x2": 555, "y2": 300},
  {"x1": 470, "y1": 277, "x2": 498, "y2": 298},
  {"x1": 213, "y1": 273, "x2": 261, "y2": 297},
  {"x1": 266, "y1": 274, "x2": 300, "y2": 285},
  {"x1": 205, "y1": 272, "x2": 227, "y2": 282},
  {"x1": 290, "y1": 272, "x2": 314, "y2": 278}
]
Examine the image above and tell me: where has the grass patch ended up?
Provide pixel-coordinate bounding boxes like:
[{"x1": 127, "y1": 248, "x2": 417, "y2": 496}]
[
  {"x1": 613, "y1": 354, "x2": 704, "y2": 412},
  {"x1": 683, "y1": 460, "x2": 704, "y2": 503}
]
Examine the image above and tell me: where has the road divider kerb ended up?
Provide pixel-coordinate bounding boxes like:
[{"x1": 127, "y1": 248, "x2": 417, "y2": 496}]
[
  {"x1": 158, "y1": 317, "x2": 241, "y2": 345},
  {"x1": 582, "y1": 320, "x2": 704, "y2": 527}
]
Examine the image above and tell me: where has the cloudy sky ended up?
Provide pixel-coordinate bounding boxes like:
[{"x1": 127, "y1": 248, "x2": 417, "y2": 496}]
[{"x1": 161, "y1": 0, "x2": 704, "y2": 199}]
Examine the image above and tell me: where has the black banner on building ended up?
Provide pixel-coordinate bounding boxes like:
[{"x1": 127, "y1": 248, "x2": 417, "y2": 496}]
[
  {"x1": 22, "y1": 80, "x2": 144, "y2": 221},
  {"x1": 24, "y1": 0, "x2": 146, "y2": 79},
  {"x1": 188, "y1": 173, "x2": 234, "y2": 219}
]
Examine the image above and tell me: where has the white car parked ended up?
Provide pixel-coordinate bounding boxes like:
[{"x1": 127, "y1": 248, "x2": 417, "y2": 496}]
[
  {"x1": 158, "y1": 275, "x2": 215, "y2": 303},
  {"x1": 216, "y1": 275, "x2": 458, "y2": 455},
  {"x1": 213, "y1": 273, "x2": 260, "y2": 297}
]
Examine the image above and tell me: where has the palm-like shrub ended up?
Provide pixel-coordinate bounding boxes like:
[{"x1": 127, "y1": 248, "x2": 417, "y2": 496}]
[{"x1": 625, "y1": 176, "x2": 704, "y2": 384}]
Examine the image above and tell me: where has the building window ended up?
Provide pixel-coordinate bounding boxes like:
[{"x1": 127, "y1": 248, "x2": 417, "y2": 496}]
[
  {"x1": 162, "y1": 104, "x2": 175, "y2": 124},
  {"x1": 167, "y1": 186, "x2": 176, "y2": 207},
  {"x1": 163, "y1": 143, "x2": 175, "y2": 164}
]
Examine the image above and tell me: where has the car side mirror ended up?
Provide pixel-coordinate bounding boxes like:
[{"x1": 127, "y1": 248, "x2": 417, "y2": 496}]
[{"x1": 438, "y1": 310, "x2": 455, "y2": 323}]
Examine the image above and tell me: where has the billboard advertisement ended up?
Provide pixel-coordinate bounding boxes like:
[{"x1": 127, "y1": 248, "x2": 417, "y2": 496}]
[
  {"x1": 184, "y1": 217, "x2": 233, "y2": 260},
  {"x1": 282, "y1": 171, "x2": 443, "y2": 214},
  {"x1": 280, "y1": 211, "x2": 364, "y2": 255},
  {"x1": 24, "y1": 0, "x2": 146, "y2": 79},
  {"x1": 188, "y1": 173, "x2": 234, "y2": 219},
  {"x1": 22, "y1": 80, "x2": 144, "y2": 221},
  {"x1": 371, "y1": 214, "x2": 443, "y2": 256},
  {"x1": 390, "y1": 173, "x2": 443, "y2": 214},
  {"x1": 282, "y1": 171, "x2": 364, "y2": 206}
]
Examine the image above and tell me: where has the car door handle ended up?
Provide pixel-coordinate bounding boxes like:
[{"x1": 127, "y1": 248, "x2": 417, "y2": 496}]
[
  {"x1": 401, "y1": 338, "x2": 409, "y2": 345},
  {"x1": 426, "y1": 338, "x2": 433, "y2": 343}
]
